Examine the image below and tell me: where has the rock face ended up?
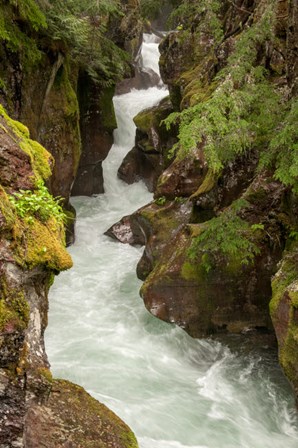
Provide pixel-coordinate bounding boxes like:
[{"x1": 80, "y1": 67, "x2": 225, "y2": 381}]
[
  {"x1": 0, "y1": 108, "x2": 138, "y2": 447},
  {"x1": 71, "y1": 76, "x2": 116, "y2": 196},
  {"x1": 270, "y1": 244, "x2": 298, "y2": 396}
]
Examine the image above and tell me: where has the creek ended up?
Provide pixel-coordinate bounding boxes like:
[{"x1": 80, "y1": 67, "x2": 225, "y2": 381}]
[{"x1": 45, "y1": 34, "x2": 298, "y2": 448}]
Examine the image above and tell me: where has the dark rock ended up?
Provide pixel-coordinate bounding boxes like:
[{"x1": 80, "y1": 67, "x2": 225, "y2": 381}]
[
  {"x1": 118, "y1": 97, "x2": 177, "y2": 191},
  {"x1": 155, "y1": 145, "x2": 208, "y2": 199},
  {"x1": 140, "y1": 175, "x2": 287, "y2": 337},
  {"x1": 72, "y1": 74, "x2": 116, "y2": 196}
]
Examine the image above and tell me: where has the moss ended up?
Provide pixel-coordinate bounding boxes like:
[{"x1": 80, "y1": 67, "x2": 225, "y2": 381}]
[
  {"x1": 13, "y1": 216, "x2": 72, "y2": 271},
  {"x1": 270, "y1": 248, "x2": 298, "y2": 316},
  {"x1": 269, "y1": 246, "x2": 298, "y2": 388},
  {"x1": 182, "y1": 78, "x2": 218, "y2": 108},
  {"x1": 37, "y1": 367, "x2": 53, "y2": 383},
  {"x1": 181, "y1": 260, "x2": 198, "y2": 280},
  {"x1": 19, "y1": 140, "x2": 52, "y2": 182},
  {"x1": 54, "y1": 65, "x2": 78, "y2": 119},
  {"x1": 190, "y1": 170, "x2": 218, "y2": 199},
  {"x1": 0, "y1": 104, "x2": 53, "y2": 182},
  {"x1": 0, "y1": 186, "x2": 16, "y2": 231},
  {"x1": 42, "y1": 379, "x2": 139, "y2": 447},
  {"x1": 0, "y1": 280, "x2": 30, "y2": 332},
  {"x1": 0, "y1": 3, "x2": 43, "y2": 69}
]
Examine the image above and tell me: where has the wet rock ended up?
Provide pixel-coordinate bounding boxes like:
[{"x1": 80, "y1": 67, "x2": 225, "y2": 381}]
[
  {"x1": 72, "y1": 74, "x2": 117, "y2": 196},
  {"x1": 118, "y1": 97, "x2": 177, "y2": 191},
  {"x1": 141, "y1": 175, "x2": 287, "y2": 337},
  {"x1": 155, "y1": 145, "x2": 208, "y2": 199},
  {"x1": 24, "y1": 379, "x2": 138, "y2": 448},
  {"x1": 270, "y1": 243, "x2": 298, "y2": 397}
]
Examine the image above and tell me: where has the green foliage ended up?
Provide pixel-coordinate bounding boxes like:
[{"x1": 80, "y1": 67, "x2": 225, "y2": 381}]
[
  {"x1": 140, "y1": 0, "x2": 164, "y2": 19},
  {"x1": 167, "y1": 0, "x2": 223, "y2": 42},
  {"x1": 9, "y1": 180, "x2": 66, "y2": 225},
  {"x1": 9, "y1": 0, "x2": 47, "y2": 30},
  {"x1": 164, "y1": 4, "x2": 281, "y2": 173},
  {"x1": 189, "y1": 200, "x2": 261, "y2": 272},
  {"x1": 0, "y1": 1, "x2": 46, "y2": 68},
  {"x1": 155, "y1": 196, "x2": 167, "y2": 205},
  {"x1": 260, "y1": 99, "x2": 298, "y2": 193},
  {"x1": 42, "y1": 0, "x2": 129, "y2": 85}
]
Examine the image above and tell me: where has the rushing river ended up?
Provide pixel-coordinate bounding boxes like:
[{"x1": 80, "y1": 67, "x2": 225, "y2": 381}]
[{"x1": 45, "y1": 35, "x2": 298, "y2": 448}]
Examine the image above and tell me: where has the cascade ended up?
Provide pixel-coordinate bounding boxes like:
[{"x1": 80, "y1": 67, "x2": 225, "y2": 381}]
[{"x1": 45, "y1": 34, "x2": 298, "y2": 448}]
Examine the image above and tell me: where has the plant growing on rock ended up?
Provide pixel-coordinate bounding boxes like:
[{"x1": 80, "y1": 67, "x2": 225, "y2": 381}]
[
  {"x1": 9, "y1": 180, "x2": 66, "y2": 225},
  {"x1": 164, "y1": 3, "x2": 284, "y2": 178},
  {"x1": 189, "y1": 200, "x2": 262, "y2": 272}
]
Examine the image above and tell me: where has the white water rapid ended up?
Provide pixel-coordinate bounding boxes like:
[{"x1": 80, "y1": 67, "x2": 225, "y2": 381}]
[{"x1": 45, "y1": 35, "x2": 298, "y2": 448}]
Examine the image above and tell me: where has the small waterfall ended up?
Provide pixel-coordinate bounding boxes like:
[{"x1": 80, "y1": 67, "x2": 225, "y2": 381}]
[{"x1": 45, "y1": 34, "x2": 298, "y2": 448}]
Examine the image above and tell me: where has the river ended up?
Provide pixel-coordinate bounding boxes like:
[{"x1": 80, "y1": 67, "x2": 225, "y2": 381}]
[{"x1": 45, "y1": 34, "x2": 298, "y2": 448}]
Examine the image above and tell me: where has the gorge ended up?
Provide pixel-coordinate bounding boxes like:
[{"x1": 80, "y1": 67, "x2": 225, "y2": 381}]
[
  {"x1": 46, "y1": 34, "x2": 298, "y2": 448},
  {"x1": 0, "y1": 0, "x2": 298, "y2": 446}
]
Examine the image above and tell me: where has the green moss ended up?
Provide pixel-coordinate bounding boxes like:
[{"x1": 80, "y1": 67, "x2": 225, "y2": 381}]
[
  {"x1": 20, "y1": 140, "x2": 52, "y2": 182},
  {"x1": 270, "y1": 248, "x2": 298, "y2": 316},
  {"x1": 0, "y1": 301, "x2": 17, "y2": 331},
  {"x1": 181, "y1": 261, "x2": 198, "y2": 280},
  {"x1": 190, "y1": 170, "x2": 218, "y2": 199},
  {"x1": 0, "y1": 281, "x2": 30, "y2": 332},
  {"x1": 0, "y1": 3, "x2": 43, "y2": 69},
  {"x1": 46, "y1": 379, "x2": 139, "y2": 447},
  {"x1": 0, "y1": 104, "x2": 53, "y2": 182},
  {"x1": 0, "y1": 186, "x2": 16, "y2": 231},
  {"x1": 54, "y1": 64, "x2": 79, "y2": 119},
  {"x1": 13, "y1": 217, "x2": 73, "y2": 271},
  {"x1": 37, "y1": 367, "x2": 53, "y2": 383}
]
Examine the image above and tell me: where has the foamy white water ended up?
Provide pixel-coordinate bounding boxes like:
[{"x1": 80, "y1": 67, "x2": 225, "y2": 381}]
[
  {"x1": 141, "y1": 33, "x2": 162, "y2": 77},
  {"x1": 45, "y1": 35, "x2": 298, "y2": 448}
]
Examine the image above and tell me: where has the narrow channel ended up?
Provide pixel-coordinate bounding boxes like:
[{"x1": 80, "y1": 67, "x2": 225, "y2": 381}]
[{"x1": 45, "y1": 34, "x2": 298, "y2": 448}]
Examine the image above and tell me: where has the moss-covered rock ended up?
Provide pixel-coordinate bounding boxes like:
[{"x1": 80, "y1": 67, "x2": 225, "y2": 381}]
[
  {"x1": 24, "y1": 379, "x2": 138, "y2": 448},
  {"x1": 270, "y1": 244, "x2": 298, "y2": 395},
  {"x1": 141, "y1": 174, "x2": 287, "y2": 337},
  {"x1": 118, "y1": 96, "x2": 177, "y2": 192}
]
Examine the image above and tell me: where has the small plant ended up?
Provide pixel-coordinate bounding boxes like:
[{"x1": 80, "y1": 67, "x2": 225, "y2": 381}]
[
  {"x1": 155, "y1": 196, "x2": 167, "y2": 206},
  {"x1": 9, "y1": 180, "x2": 66, "y2": 225}
]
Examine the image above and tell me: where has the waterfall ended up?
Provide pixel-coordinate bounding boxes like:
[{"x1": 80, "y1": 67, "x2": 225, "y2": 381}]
[{"x1": 45, "y1": 35, "x2": 298, "y2": 448}]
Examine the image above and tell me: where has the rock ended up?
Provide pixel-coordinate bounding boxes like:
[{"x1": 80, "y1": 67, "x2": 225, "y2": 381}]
[
  {"x1": 20, "y1": 58, "x2": 81, "y2": 204},
  {"x1": 72, "y1": 75, "x2": 117, "y2": 196},
  {"x1": 118, "y1": 97, "x2": 177, "y2": 191},
  {"x1": 24, "y1": 379, "x2": 138, "y2": 448},
  {"x1": 270, "y1": 244, "x2": 298, "y2": 396},
  {"x1": 140, "y1": 175, "x2": 287, "y2": 337}
]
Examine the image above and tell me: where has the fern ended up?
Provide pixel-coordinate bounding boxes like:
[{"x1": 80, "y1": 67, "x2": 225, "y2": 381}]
[
  {"x1": 164, "y1": 3, "x2": 281, "y2": 173},
  {"x1": 167, "y1": 0, "x2": 223, "y2": 42},
  {"x1": 260, "y1": 99, "x2": 298, "y2": 193},
  {"x1": 189, "y1": 200, "x2": 261, "y2": 272},
  {"x1": 42, "y1": 0, "x2": 129, "y2": 85}
]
